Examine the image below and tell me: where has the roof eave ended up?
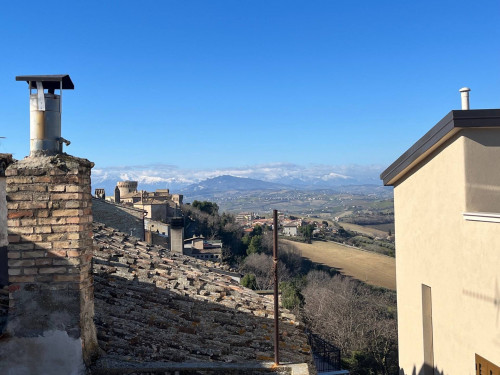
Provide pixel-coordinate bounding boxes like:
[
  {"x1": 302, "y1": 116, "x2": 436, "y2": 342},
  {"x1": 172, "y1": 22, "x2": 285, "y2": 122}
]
[{"x1": 381, "y1": 109, "x2": 500, "y2": 186}]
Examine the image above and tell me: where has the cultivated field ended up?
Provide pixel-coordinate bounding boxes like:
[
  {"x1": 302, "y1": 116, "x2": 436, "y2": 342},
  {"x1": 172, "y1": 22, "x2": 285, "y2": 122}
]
[
  {"x1": 338, "y1": 222, "x2": 390, "y2": 237},
  {"x1": 283, "y1": 239, "x2": 396, "y2": 290}
]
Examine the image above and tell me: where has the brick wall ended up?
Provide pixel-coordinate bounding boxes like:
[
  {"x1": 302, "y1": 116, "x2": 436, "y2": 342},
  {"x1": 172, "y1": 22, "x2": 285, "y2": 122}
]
[
  {"x1": 0, "y1": 154, "x2": 13, "y2": 287},
  {"x1": 5, "y1": 154, "x2": 98, "y2": 365}
]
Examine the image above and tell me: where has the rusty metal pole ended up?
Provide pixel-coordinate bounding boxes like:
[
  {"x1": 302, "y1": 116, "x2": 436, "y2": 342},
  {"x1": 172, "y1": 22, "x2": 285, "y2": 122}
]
[{"x1": 273, "y1": 209, "x2": 280, "y2": 365}]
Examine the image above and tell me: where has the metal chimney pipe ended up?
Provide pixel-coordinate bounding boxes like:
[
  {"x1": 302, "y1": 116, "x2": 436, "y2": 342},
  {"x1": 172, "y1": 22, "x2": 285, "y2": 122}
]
[
  {"x1": 16, "y1": 75, "x2": 74, "y2": 156},
  {"x1": 459, "y1": 87, "x2": 471, "y2": 110}
]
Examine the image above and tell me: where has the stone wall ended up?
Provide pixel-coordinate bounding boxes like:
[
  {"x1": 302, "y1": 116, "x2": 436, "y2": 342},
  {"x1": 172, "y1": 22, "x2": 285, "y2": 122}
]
[
  {"x1": 5, "y1": 154, "x2": 98, "y2": 366},
  {"x1": 92, "y1": 198, "x2": 145, "y2": 239}
]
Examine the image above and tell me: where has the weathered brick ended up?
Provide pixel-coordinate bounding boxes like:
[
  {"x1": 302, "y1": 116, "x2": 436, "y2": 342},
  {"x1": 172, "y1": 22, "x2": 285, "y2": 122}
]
[
  {"x1": 48, "y1": 185, "x2": 66, "y2": 192},
  {"x1": 32, "y1": 192, "x2": 50, "y2": 201},
  {"x1": 10, "y1": 275, "x2": 36, "y2": 283},
  {"x1": 52, "y1": 225, "x2": 80, "y2": 233},
  {"x1": 22, "y1": 251, "x2": 46, "y2": 258},
  {"x1": 51, "y1": 175, "x2": 79, "y2": 184},
  {"x1": 7, "y1": 192, "x2": 32, "y2": 201},
  {"x1": 35, "y1": 226, "x2": 52, "y2": 234},
  {"x1": 51, "y1": 193, "x2": 80, "y2": 200},
  {"x1": 36, "y1": 210, "x2": 49, "y2": 218},
  {"x1": 18, "y1": 201, "x2": 47, "y2": 209},
  {"x1": 34, "y1": 242, "x2": 53, "y2": 250},
  {"x1": 52, "y1": 241, "x2": 73, "y2": 249},
  {"x1": 18, "y1": 185, "x2": 47, "y2": 192},
  {"x1": 9, "y1": 227, "x2": 34, "y2": 235},
  {"x1": 53, "y1": 258, "x2": 80, "y2": 266},
  {"x1": 47, "y1": 250, "x2": 67, "y2": 258},
  {"x1": 65, "y1": 185, "x2": 84, "y2": 193},
  {"x1": 19, "y1": 167, "x2": 46, "y2": 176},
  {"x1": 20, "y1": 218, "x2": 37, "y2": 226},
  {"x1": 4, "y1": 168, "x2": 18, "y2": 176},
  {"x1": 7, "y1": 234, "x2": 21, "y2": 243},
  {"x1": 66, "y1": 233, "x2": 83, "y2": 240},
  {"x1": 6, "y1": 185, "x2": 19, "y2": 193},
  {"x1": 46, "y1": 233, "x2": 68, "y2": 241},
  {"x1": 66, "y1": 217, "x2": 88, "y2": 224},
  {"x1": 65, "y1": 201, "x2": 82, "y2": 209},
  {"x1": 39, "y1": 267, "x2": 67, "y2": 274},
  {"x1": 7, "y1": 218, "x2": 21, "y2": 227},
  {"x1": 32, "y1": 176, "x2": 51, "y2": 183},
  {"x1": 35, "y1": 258, "x2": 53, "y2": 266},
  {"x1": 35, "y1": 275, "x2": 52, "y2": 282},
  {"x1": 37, "y1": 217, "x2": 65, "y2": 225},
  {"x1": 48, "y1": 201, "x2": 62, "y2": 210},
  {"x1": 8, "y1": 210, "x2": 33, "y2": 219},
  {"x1": 7, "y1": 251, "x2": 21, "y2": 259},
  {"x1": 7, "y1": 202, "x2": 19, "y2": 210},
  {"x1": 52, "y1": 209, "x2": 81, "y2": 217},
  {"x1": 24, "y1": 268, "x2": 38, "y2": 275},
  {"x1": 20, "y1": 234, "x2": 43, "y2": 242},
  {"x1": 8, "y1": 259, "x2": 35, "y2": 267},
  {"x1": 53, "y1": 274, "x2": 80, "y2": 282},
  {"x1": 66, "y1": 250, "x2": 80, "y2": 258},
  {"x1": 8, "y1": 243, "x2": 35, "y2": 251},
  {"x1": 8, "y1": 268, "x2": 22, "y2": 276},
  {"x1": 7, "y1": 176, "x2": 33, "y2": 184}
]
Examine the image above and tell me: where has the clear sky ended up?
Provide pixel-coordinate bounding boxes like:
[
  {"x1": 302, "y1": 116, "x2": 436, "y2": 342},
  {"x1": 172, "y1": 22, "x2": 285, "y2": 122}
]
[{"x1": 1, "y1": 1, "x2": 499, "y2": 175}]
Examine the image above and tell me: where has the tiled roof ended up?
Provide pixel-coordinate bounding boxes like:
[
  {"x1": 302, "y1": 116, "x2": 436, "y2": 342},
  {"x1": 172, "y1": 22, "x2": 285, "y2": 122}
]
[{"x1": 92, "y1": 223, "x2": 314, "y2": 372}]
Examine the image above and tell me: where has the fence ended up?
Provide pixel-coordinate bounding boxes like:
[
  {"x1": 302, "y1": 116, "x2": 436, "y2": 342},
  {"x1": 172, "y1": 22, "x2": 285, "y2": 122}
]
[{"x1": 306, "y1": 330, "x2": 341, "y2": 372}]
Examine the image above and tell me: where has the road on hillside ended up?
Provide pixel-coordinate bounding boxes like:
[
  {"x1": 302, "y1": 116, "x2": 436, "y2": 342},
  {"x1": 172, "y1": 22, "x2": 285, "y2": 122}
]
[{"x1": 282, "y1": 239, "x2": 396, "y2": 290}]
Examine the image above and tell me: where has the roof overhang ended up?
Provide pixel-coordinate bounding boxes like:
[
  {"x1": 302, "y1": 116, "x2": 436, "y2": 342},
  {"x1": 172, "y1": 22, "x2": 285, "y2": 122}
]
[
  {"x1": 381, "y1": 109, "x2": 500, "y2": 186},
  {"x1": 16, "y1": 74, "x2": 74, "y2": 90}
]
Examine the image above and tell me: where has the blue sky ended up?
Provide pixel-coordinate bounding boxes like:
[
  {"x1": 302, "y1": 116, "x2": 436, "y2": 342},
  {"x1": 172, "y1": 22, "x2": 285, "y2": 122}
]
[{"x1": 1, "y1": 1, "x2": 499, "y2": 180}]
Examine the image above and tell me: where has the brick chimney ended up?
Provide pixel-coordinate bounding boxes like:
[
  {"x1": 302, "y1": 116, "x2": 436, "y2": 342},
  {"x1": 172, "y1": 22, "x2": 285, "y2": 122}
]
[{"x1": 4, "y1": 75, "x2": 98, "y2": 368}]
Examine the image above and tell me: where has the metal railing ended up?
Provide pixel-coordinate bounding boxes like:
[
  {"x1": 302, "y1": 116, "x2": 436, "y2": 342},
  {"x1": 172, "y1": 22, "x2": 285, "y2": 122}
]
[{"x1": 306, "y1": 330, "x2": 341, "y2": 372}]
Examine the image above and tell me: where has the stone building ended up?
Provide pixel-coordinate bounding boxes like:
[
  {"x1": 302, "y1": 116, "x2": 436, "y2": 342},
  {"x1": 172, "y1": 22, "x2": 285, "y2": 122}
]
[{"x1": 382, "y1": 104, "x2": 500, "y2": 374}]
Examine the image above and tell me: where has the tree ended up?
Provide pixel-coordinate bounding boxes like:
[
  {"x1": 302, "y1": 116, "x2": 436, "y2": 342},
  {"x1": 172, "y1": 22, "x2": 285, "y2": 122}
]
[
  {"x1": 299, "y1": 223, "x2": 315, "y2": 243},
  {"x1": 191, "y1": 200, "x2": 219, "y2": 215},
  {"x1": 301, "y1": 271, "x2": 398, "y2": 374},
  {"x1": 280, "y1": 280, "x2": 304, "y2": 310},
  {"x1": 241, "y1": 273, "x2": 257, "y2": 290},
  {"x1": 247, "y1": 235, "x2": 262, "y2": 255}
]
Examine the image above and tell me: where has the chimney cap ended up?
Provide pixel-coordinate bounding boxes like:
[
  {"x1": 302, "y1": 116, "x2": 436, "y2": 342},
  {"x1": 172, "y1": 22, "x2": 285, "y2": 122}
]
[
  {"x1": 459, "y1": 87, "x2": 471, "y2": 93},
  {"x1": 16, "y1": 74, "x2": 74, "y2": 90}
]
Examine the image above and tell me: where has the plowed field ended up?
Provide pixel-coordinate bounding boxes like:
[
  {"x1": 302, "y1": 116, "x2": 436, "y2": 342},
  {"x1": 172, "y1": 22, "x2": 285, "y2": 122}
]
[{"x1": 283, "y1": 239, "x2": 396, "y2": 290}]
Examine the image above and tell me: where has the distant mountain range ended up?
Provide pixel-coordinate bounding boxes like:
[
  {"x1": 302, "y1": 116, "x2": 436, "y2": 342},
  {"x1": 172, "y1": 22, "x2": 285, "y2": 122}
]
[
  {"x1": 91, "y1": 163, "x2": 389, "y2": 200},
  {"x1": 181, "y1": 175, "x2": 292, "y2": 195}
]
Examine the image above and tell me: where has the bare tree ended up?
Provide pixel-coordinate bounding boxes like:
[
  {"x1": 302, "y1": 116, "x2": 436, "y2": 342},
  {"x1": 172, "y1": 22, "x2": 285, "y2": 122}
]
[{"x1": 301, "y1": 271, "x2": 398, "y2": 374}]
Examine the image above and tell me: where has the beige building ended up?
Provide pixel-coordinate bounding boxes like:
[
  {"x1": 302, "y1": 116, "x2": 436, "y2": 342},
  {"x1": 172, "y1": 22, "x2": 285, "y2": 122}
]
[{"x1": 382, "y1": 109, "x2": 500, "y2": 374}]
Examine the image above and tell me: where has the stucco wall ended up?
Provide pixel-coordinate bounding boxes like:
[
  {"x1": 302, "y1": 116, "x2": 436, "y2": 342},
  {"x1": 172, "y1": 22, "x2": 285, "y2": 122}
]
[
  {"x1": 463, "y1": 128, "x2": 500, "y2": 213},
  {"x1": 394, "y1": 131, "x2": 500, "y2": 374}
]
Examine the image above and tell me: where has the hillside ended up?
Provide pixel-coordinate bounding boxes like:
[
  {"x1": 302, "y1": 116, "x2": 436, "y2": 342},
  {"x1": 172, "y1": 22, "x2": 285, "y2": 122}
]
[{"x1": 283, "y1": 239, "x2": 396, "y2": 290}]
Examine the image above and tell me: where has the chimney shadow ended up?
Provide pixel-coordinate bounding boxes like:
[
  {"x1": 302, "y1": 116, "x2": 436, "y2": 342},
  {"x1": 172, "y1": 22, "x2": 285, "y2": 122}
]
[
  {"x1": 0, "y1": 229, "x2": 96, "y2": 374},
  {"x1": 400, "y1": 364, "x2": 445, "y2": 375}
]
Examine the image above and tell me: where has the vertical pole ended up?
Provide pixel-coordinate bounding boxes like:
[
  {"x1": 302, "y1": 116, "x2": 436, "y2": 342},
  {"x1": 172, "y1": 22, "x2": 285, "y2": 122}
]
[
  {"x1": 273, "y1": 209, "x2": 280, "y2": 365},
  {"x1": 143, "y1": 211, "x2": 146, "y2": 241}
]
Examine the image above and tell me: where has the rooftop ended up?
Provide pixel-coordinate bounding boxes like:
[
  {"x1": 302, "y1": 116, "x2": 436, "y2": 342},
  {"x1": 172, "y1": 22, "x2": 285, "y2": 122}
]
[{"x1": 92, "y1": 223, "x2": 314, "y2": 373}]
